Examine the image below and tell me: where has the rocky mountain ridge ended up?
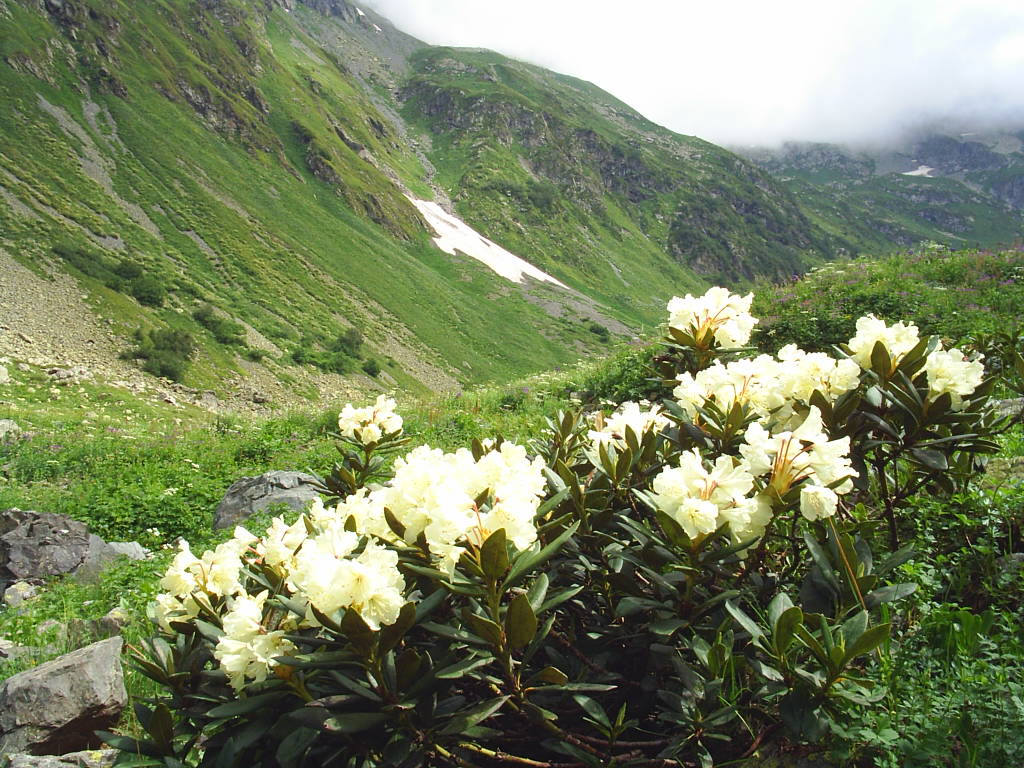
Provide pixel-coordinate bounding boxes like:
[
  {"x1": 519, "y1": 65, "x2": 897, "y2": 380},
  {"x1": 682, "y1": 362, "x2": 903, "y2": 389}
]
[
  {"x1": 1, "y1": 0, "x2": 1021, "y2": 403},
  {"x1": 739, "y1": 129, "x2": 1024, "y2": 248}
]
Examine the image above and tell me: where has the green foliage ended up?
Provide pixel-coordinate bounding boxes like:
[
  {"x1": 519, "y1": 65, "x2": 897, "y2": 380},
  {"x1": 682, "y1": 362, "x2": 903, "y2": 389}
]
[
  {"x1": 119, "y1": 292, "x2": 1010, "y2": 766},
  {"x1": 193, "y1": 304, "x2": 246, "y2": 346},
  {"x1": 122, "y1": 327, "x2": 196, "y2": 382},
  {"x1": 2, "y1": 290, "x2": 1023, "y2": 763},
  {"x1": 753, "y1": 246, "x2": 1024, "y2": 352},
  {"x1": 571, "y1": 340, "x2": 661, "y2": 402},
  {"x1": 332, "y1": 327, "x2": 364, "y2": 357},
  {"x1": 361, "y1": 358, "x2": 381, "y2": 377},
  {"x1": 129, "y1": 275, "x2": 167, "y2": 307}
]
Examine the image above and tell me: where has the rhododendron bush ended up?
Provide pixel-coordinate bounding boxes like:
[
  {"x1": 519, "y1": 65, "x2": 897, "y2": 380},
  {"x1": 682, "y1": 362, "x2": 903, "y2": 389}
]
[{"x1": 111, "y1": 288, "x2": 1002, "y2": 767}]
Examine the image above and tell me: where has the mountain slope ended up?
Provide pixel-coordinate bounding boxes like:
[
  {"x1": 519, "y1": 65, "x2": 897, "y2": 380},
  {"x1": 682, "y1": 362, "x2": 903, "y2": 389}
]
[
  {"x1": 740, "y1": 131, "x2": 1024, "y2": 250},
  {"x1": 0, "y1": 0, "x2": 633, "y2": 399},
  {"x1": 2, "y1": 0, "x2": 1020, "y2": 405}
]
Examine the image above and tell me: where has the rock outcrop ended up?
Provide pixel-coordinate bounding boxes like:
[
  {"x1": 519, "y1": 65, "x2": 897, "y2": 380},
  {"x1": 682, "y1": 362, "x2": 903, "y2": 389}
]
[
  {"x1": 213, "y1": 470, "x2": 322, "y2": 529},
  {"x1": 0, "y1": 510, "x2": 148, "y2": 588},
  {"x1": 0, "y1": 637, "x2": 126, "y2": 755}
]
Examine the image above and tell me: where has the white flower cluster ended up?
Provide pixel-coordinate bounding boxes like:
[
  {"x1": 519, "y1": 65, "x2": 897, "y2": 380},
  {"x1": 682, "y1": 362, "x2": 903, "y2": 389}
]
[
  {"x1": 673, "y1": 347, "x2": 859, "y2": 427},
  {"x1": 847, "y1": 314, "x2": 921, "y2": 370},
  {"x1": 338, "y1": 394, "x2": 403, "y2": 444},
  {"x1": 667, "y1": 287, "x2": 758, "y2": 349},
  {"x1": 649, "y1": 407, "x2": 857, "y2": 542},
  {"x1": 922, "y1": 347, "x2": 985, "y2": 409},
  {"x1": 214, "y1": 591, "x2": 296, "y2": 691},
  {"x1": 153, "y1": 502, "x2": 411, "y2": 690},
  {"x1": 650, "y1": 448, "x2": 769, "y2": 541},
  {"x1": 589, "y1": 400, "x2": 669, "y2": 446},
  {"x1": 845, "y1": 315, "x2": 985, "y2": 409},
  {"x1": 376, "y1": 441, "x2": 548, "y2": 574},
  {"x1": 153, "y1": 529, "x2": 302, "y2": 691},
  {"x1": 740, "y1": 407, "x2": 857, "y2": 521}
]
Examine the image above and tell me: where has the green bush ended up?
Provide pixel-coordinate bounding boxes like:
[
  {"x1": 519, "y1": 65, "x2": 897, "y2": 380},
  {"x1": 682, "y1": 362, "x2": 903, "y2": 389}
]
[
  {"x1": 361, "y1": 357, "x2": 381, "y2": 377},
  {"x1": 193, "y1": 303, "x2": 246, "y2": 346},
  {"x1": 122, "y1": 327, "x2": 195, "y2": 382},
  {"x1": 129, "y1": 275, "x2": 168, "y2": 307},
  {"x1": 331, "y1": 327, "x2": 364, "y2": 357},
  {"x1": 120, "y1": 287, "x2": 1003, "y2": 767}
]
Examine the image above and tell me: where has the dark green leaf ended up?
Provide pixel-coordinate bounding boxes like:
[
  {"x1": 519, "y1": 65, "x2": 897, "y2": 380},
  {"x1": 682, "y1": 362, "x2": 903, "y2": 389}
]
[
  {"x1": 480, "y1": 528, "x2": 510, "y2": 579},
  {"x1": 435, "y1": 656, "x2": 493, "y2": 679},
  {"x1": 865, "y1": 583, "x2": 917, "y2": 608},
  {"x1": 378, "y1": 602, "x2": 416, "y2": 653},
  {"x1": 843, "y1": 623, "x2": 891, "y2": 663},
  {"x1": 439, "y1": 696, "x2": 509, "y2": 735},
  {"x1": 506, "y1": 593, "x2": 538, "y2": 649},
  {"x1": 206, "y1": 692, "x2": 287, "y2": 719}
]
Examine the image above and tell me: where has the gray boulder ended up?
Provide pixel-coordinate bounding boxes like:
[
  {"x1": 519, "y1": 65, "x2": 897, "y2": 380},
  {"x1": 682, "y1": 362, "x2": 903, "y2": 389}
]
[
  {"x1": 213, "y1": 470, "x2": 322, "y2": 529},
  {"x1": 4, "y1": 581, "x2": 38, "y2": 607},
  {"x1": 0, "y1": 512, "x2": 143, "y2": 587},
  {"x1": 0, "y1": 637, "x2": 126, "y2": 755},
  {"x1": 0, "y1": 510, "x2": 93, "y2": 584},
  {"x1": 0, "y1": 750, "x2": 117, "y2": 767},
  {"x1": 105, "y1": 542, "x2": 150, "y2": 561},
  {"x1": 0, "y1": 419, "x2": 21, "y2": 440},
  {"x1": 70, "y1": 536, "x2": 120, "y2": 584}
]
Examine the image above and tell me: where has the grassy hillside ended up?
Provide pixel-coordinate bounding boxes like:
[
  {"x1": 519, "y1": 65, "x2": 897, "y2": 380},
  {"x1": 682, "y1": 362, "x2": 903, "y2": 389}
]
[
  {"x1": 742, "y1": 137, "x2": 1024, "y2": 252},
  {"x1": 0, "y1": 0, "x2": 635, "y2": 399},
  {"x1": 2, "y1": 247, "x2": 1023, "y2": 765},
  {"x1": 400, "y1": 46, "x2": 832, "y2": 292}
]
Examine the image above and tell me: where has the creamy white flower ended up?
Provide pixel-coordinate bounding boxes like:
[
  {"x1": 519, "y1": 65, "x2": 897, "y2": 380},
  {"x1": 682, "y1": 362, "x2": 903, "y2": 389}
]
[
  {"x1": 673, "y1": 355, "x2": 787, "y2": 422},
  {"x1": 259, "y1": 516, "x2": 308, "y2": 568},
  {"x1": 151, "y1": 593, "x2": 199, "y2": 632},
  {"x1": 673, "y1": 498, "x2": 721, "y2": 539},
  {"x1": 923, "y1": 347, "x2": 985, "y2": 409},
  {"x1": 214, "y1": 630, "x2": 295, "y2": 692},
  {"x1": 222, "y1": 591, "x2": 269, "y2": 643},
  {"x1": 287, "y1": 534, "x2": 406, "y2": 630},
  {"x1": 589, "y1": 401, "x2": 669, "y2": 446},
  {"x1": 160, "y1": 540, "x2": 201, "y2": 597},
  {"x1": 649, "y1": 448, "x2": 757, "y2": 539},
  {"x1": 667, "y1": 287, "x2": 758, "y2": 349},
  {"x1": 336, "y1": 488, "x2": 393, "y2": 541},
  {"x1": 800, "y1": 485, "x2": 839, "y2": 521},
  {"x1": 847, "y1": 315, "x2": 920, "y2": 370},
  {"x1": 740, "y1": 407, "x2": 857, "y2": 501},
  {"x1": 777, "y1": 345, "x2": 862, "y2": 403},
  {"x1": 338, "y1": 394, "x2": 403, "y2": 444},
  {"x1": 200, "y1": 536, "x2": 250, "y2": 598},
  {"x1": 379, "y1": 441, "x2": 546, "y2": 571}
]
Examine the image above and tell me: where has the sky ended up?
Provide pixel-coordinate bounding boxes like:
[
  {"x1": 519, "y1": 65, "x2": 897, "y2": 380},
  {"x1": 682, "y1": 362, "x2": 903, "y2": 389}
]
[{"x1": 363, "y1": 0, "x2": 1024, "y2": 148}]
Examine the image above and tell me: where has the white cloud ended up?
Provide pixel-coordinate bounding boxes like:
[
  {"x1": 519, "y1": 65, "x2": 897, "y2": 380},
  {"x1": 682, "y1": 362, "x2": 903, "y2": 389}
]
[{"x1": 364, "y1": 0, "x2": 1024, "y2": 146}]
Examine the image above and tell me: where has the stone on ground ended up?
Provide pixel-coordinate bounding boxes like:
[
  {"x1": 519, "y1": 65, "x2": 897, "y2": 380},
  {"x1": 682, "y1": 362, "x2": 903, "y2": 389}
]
[
  {"x1": 213, "y1": 470, "x2": 321, "y2": 529},
  {"x1": 0, "y1": 637, "x2": 126, "y2": 755}
]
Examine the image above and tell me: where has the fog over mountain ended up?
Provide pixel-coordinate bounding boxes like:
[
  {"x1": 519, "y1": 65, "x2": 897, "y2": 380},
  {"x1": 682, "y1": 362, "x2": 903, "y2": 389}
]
[{"x1": 365, "y1": 0, "x2": 1024, "y2": 147}]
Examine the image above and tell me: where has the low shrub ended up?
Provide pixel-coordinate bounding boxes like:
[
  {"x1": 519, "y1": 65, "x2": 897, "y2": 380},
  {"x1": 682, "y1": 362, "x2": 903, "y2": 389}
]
[
  {"x1": 122, "y1": 327, "x2": 195, "y2": 383},
  {"x1": 193, "y1": 303, "x2": 246, "y2": 346},
  {"x1": 119, "y1": 287, "x2": 1003, "y2": 767}
]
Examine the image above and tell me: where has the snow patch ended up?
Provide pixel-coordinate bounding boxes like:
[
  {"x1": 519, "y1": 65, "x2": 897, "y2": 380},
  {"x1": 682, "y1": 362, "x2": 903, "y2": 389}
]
[
  {"x1": 355, "y1": 6, "x2": 365, "y2": 16},
  {"x1": 372, "y1": 23, "x2": 382, "y2": 32},
  {"x1": 902, "y1": 165, "x2": 935, "y2": 177},
  {"x1": 406, "y1": 196, "x2": 569, "y2": 290}
]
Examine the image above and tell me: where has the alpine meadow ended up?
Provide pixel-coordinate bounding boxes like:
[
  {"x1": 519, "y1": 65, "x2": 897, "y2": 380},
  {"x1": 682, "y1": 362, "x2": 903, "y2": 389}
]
[{"x1": 1, "y1": 2, "x2": 1024, "y2": 767}]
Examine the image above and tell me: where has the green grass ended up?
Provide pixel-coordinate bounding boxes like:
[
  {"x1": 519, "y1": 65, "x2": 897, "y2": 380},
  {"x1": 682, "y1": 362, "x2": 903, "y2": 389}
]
[
  {"x1": 752, "y1": 245, "x2": 1024, "y2": 353},
  {"x1": 0, "y1": 0, "x2": 631, "y2": 397},
  {"x1": 3, "y1": 250, "x2": 1024, "y2": 764}
]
